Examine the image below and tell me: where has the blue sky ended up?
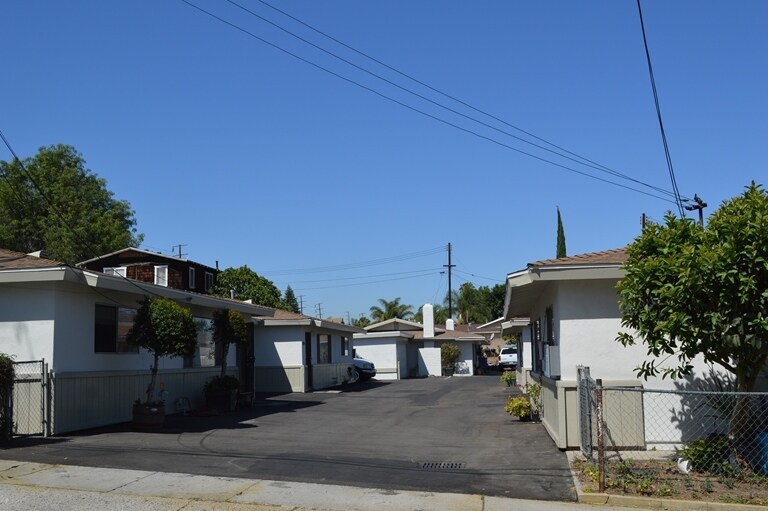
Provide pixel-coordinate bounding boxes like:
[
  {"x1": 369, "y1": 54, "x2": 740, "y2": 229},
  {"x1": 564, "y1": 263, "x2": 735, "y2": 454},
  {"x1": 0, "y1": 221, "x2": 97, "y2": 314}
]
[{"x1": 2, "y1": 1, "x2": 766, "y2": 321}]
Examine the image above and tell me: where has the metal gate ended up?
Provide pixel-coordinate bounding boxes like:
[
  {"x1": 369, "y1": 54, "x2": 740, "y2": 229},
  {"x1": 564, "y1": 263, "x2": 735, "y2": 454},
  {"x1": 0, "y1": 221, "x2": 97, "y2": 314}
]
[
  {"x1": 577, "y1": 365, "x2": 595, "y2": 458},
  {"x1": 11, "y1": 360, "x2": 49, "y2": 437}
]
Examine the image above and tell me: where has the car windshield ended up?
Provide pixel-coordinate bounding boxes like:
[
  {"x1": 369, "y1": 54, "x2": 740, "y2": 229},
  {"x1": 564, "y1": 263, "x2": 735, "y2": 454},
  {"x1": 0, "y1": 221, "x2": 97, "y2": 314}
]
[{"x1": 501, "y1": 347, "x2": 516, "y2": 354}]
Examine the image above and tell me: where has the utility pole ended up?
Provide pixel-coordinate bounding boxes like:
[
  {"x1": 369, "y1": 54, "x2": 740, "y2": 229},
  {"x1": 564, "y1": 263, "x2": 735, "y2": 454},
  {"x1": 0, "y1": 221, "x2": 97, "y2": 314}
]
[
  {"x1": 315, "y1": 303, "x2": 323, "y2": 318},
  {"x1": 346, "y1": 311, "x2": 351, "y2": 325},
  {"x1": 443, "y1": 243, "x2": 456, "y2": 319},
  {"x1": 684, "y1": 195, "x2": 707, "y2": 226},
  {"x1": 298, "y1": 295, "x2": 305, "y2": 315}
]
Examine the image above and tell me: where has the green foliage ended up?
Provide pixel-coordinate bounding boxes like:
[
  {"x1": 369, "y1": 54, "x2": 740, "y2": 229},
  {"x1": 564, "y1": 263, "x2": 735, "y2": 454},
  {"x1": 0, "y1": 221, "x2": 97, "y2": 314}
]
[
  {"x1": 209, "y1": 266, "x2": 283, "y2": 308},
  {"x1": 556, "y1": 206, "x2": 567, "y2": 258},
  {"x1": 617, "y1": 183, "x2": 768, "y2": 392},
  {"x1": 441, "y1": 342, "x2": 461, "y2": 370},
  {"x1": 212, "y1": 309, "x2": 248, "y2": 377},
  {"x1": 0, "y1": 353, "x2": 14, "y2": 441},
  {"x1": 203, "y1": 374, "x2": 240, "y2": 392},
  {"x1": 126, "y1": 297, "x2": 197, "y2": 403},
  {"x1": 369, "y1": 297, "x2": 413, "y2": 322},
  {"x1": 0, "y1": 144, "x2": 142, "y2": 264},
  {"x1": 679, "y1": 435, "x2": 734, "y2": 475},
  {"x1": 351, "y1": 315, "x2": 371, "y2": 328},
  {"x1": 505, "y1": 395, "x2": 531, "y2": 418},
  {"x1": 500, "y1": 370, "x2": 516, "y2": 387},
  {"x1": 282, "y1": 285, "x2": 300, "y2": 314},
  {"x1": 413, "y1": 304, "x2": 450, "y2": 325},
  {"x1": 450, "y1": 283, "x2": 505, "y2": 324},
  {"x1": 524, "y1": 382, "x2": 542, "y2": 414}
]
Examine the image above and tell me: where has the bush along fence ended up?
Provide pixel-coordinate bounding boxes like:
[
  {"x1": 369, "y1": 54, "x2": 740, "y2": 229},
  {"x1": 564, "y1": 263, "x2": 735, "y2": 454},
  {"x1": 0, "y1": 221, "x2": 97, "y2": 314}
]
[
  {"x1": 578, "y1": 372, "x2": 768, "y2": 498},
  {"x1": 0, "y1": 354, "x2": 12, "y2": 441}
]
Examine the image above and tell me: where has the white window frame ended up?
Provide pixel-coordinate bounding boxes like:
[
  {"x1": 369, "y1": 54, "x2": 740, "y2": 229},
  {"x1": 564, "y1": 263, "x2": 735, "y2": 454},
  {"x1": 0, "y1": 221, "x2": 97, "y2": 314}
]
[
  {"x1": 154, "y1": 265, "x2": 169, "y2": 287},
  {"x1": 189, "y1": 267, "x2": 196, "y2": 289},
  {"x1": 103, "y1": 266, "x2": 127, "y2": 277}
]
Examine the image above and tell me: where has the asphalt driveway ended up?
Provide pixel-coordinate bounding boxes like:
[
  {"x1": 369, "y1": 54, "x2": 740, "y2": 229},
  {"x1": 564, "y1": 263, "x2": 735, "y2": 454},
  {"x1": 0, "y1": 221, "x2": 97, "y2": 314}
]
[{"x1": 1, "y1": 375, "x2": 576, "y2": 501}]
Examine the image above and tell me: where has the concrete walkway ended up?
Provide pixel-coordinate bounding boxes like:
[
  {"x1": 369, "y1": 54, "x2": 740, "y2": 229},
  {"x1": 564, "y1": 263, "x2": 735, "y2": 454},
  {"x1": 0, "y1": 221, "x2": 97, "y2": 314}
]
[{"x1": 0, "y1": 459, "x2": 644, "y2": 511}]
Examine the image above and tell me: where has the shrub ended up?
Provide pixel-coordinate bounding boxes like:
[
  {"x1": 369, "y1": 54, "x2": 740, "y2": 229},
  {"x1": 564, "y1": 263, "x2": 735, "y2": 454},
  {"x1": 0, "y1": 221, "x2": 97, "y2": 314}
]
[
  {"x1": 505, "y1": 395, "x2": 531, "y2": 418},
  {"x1": 0, "y1": 353, "x2": 13, "y2": 441},
  {"x1": 441, "y1": 342, "x2": 461, "y2": 370},
  {"x1": 204, "y1": 375, "x2": 240, "y2": 393},
  {"x1": 500, "y1": 371, "x2": 516, "y2": 387},
  {"x1": 679, "y1": 435, "x2": 733, "y2": 475}
]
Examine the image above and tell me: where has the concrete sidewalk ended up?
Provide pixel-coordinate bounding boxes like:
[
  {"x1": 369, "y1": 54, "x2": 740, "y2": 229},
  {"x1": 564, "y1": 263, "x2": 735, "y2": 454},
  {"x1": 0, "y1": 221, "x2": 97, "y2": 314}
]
[{"x1": 0, "y1": 459, "x2": 642, "y2": 511}]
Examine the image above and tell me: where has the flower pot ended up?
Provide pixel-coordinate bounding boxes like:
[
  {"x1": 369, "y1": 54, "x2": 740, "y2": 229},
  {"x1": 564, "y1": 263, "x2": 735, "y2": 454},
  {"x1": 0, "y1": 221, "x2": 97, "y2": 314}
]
[
  {"x1": 518, "y1": 414, "x2": 531, "y2": 422},
  {"x1": 132, "y1": 403, "x2": 165, "y2": 432},
  {"x1": 205, "y1": 389, "x2": 237, "y2": 412}
]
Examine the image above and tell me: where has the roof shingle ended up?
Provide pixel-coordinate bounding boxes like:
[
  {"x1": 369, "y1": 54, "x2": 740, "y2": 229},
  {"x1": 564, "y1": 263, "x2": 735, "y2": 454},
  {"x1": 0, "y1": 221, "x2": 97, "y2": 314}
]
[
  {"x1": 528, "y1": 248, "x2": 627, "y2": 268},
  {"x1": 0, "y1": 248, "x2": 64, "y2": 270}
]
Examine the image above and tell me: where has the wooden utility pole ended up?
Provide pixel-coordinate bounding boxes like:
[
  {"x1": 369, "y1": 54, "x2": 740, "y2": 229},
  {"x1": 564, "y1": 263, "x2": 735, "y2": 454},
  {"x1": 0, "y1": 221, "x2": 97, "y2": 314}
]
[{"x1": 444, "y1": 243, "x2": 456, "y2": 319}]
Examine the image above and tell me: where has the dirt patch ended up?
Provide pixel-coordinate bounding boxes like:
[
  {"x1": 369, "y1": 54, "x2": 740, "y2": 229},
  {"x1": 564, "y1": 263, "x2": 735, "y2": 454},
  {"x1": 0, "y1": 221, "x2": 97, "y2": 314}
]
[{"x1": 572, "y1": 456, "x2": 768, "y2": 506}]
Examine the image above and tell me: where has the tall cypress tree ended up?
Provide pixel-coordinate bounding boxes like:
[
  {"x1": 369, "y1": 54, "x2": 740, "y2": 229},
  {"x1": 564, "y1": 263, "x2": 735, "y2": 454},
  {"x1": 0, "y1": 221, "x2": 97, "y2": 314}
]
[{"x1": 556, "y1": 207, "x2": 567, "y2": 258}]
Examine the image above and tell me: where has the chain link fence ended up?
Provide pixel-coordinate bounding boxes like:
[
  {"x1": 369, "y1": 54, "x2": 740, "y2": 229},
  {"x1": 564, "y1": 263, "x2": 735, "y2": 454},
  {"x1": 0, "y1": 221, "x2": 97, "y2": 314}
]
[
  {"x1": 10, "y1": 360, "x2": 48, "y2": 437},
  {"x1": 582, "y1": 379, "x2": 768, "y2": 493}
]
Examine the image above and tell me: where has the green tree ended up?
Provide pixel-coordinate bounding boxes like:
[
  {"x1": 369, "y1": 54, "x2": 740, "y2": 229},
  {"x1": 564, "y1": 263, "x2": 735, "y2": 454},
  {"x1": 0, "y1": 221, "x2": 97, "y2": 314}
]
[
  {"x1": 126, "y1": 298, "x2": 197, "y2": 403},
  {"x1": 282, "y1": 285, "x2": 300, "y2": 314},
  {"x1": 0, "y1": 144, "x2": 143, "y2": 264},
  {"x1": 413, "y1": 304, "x2": 450, "y2": 325},
  {"x1": 441, "y1": 342, "x2": 461, "y2": 372},
  {"x1": 351, "y1": 315, "x2": 372, "y2": 328},
  {"x1": 456, "y1": 282, "x2": 492, "y2": 324},
  {"x1": 209, "y1": 266, "x2": 283, "y2": 308},
  {"x1": 478, "y1": 284, "x2": 506, "y2": 320},
  {"x1": 369, "y1": 297, "x2": 413, "y2": 322},
  {"x1": 556, "y1": 206, "x2": 567, "y2": 258},
  {"x1": 212, "y1": 309, "x2": 248, "y2": 378},
  {"x1": 617, "y1": 183, "x2": 768, "y2": 392}
]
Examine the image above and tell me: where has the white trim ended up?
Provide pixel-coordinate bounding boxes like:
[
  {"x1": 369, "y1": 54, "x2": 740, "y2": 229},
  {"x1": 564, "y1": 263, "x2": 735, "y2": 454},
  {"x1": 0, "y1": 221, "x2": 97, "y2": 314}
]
[{"x1": 154, "y1": 265, "x2": 168, "y2": 287}]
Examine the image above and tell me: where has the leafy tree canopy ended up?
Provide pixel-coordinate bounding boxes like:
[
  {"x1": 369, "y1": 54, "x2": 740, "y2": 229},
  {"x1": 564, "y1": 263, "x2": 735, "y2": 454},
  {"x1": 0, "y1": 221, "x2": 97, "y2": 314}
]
[
  {"x1": 617, "y1": 183, "x2": 768, "y2": 392},
  {"x1": 0, "y1": 144, "x2": 142, "y2": 264},
  {"x1": 556, "y1": 206, "x2": 567, "y2": 258},
  {"x1": 209, "y1": 265, "x2": 283, "y2": 308},
  {"x1": 212, "y1": 309, "x2": 248, "y2": 378},
  {"x1": 351, "y1": 315, "x2": 371, "y2": 328},
  {"x1": 369, "y1": 297, "x2": 413, "y2": 322},
  {"x1": 413, "y1": 304, "x2": 450, "y2": 325}
]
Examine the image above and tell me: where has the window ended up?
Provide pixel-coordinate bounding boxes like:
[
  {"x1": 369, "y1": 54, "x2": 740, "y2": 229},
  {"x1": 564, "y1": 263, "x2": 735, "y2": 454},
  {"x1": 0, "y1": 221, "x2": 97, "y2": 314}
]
[
  {"x1": 545, "y1": 306, "x2": 555, "y2": 345},
  {"x1": 205, "y1": 272, "x2": 214, "y2": 291},
  {"x1": 188, "y1": 267, "x2": 196, "y2": 289},
  {"x1": 103, "y1": 267, "x2": 126, "y2": 277},
  {"x1": 340, "y1": 336, "x2": 350, "y2": 357},
  {"x1": 185, "y1": 318, "x2": 214, "y2": 368},
  {"x1": 532, "y1": 319, "x2": 543, "y2": 373},
  {"x1": 154, "y1": 265, "x2": 168, "y2": 287},
  {"x1": 317, "y1": 334, "x2": 330, "y2": 364},
  {"x1": 94, "y1": 305, "x2": 138, "y2": 353}
]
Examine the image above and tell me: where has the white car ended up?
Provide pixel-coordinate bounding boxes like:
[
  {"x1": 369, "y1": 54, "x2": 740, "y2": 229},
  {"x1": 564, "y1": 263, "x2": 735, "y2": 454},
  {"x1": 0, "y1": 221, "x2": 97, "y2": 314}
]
[{"x1": 499, "y1": 345, "x2": 518, "y2": 369}]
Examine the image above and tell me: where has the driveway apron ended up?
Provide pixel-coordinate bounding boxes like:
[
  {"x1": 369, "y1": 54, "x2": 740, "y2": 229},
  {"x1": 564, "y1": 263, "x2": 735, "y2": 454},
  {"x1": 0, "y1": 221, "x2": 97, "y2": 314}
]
[{"x1": 0, "y1": 375, "x2": 575, "y2": 501}]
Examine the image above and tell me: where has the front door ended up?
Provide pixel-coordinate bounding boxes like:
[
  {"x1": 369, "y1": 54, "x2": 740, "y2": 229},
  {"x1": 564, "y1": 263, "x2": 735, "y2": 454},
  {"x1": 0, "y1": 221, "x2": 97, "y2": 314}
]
[{"x1": 304, "y1": 332, "x2": 313, "y2": 390}]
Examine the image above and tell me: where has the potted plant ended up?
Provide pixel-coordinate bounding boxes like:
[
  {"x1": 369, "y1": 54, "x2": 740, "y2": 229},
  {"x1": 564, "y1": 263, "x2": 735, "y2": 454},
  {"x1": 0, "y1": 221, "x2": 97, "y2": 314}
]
[
  {"x1": 126, "y1": 297, "x2": 197, "y2": 431},
  {"x1": 525, "y1": 382, "x2": 542, "y2": 422},
  {"x1": 500, "y1": 370, "x2": 516, "y2": 387},
  {"x1": 441, "y1": 342, "x2": 461, "y2": 376},
  {"x1": 204, "y1": 309, "x2": 247, "y2": 412},
  {"x1": 505, "y1": 395, "x2": 532, "y2": 421}
]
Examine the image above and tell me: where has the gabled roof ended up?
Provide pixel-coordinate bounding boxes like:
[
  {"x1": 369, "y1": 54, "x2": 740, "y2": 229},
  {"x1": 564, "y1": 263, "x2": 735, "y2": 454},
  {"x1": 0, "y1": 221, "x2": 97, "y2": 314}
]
[
  {"x1": 0, "y1": 248, "x2": 64, "y2": 270},
  {"x1": 252, "y1": 308, "x2": 364, "y2": 334},
  {"x1": 78, "y1": 247, "x2": 218, "y2": 272},
  {"x1": 364, "y1": 318, "x2": 444, "y2": 333}
]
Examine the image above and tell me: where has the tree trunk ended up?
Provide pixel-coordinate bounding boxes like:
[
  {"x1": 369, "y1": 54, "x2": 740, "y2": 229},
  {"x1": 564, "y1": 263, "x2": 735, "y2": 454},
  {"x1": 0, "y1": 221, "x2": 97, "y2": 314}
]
[
  {"x1": 146, "y1": 354, "x2": 159, "y2": 403},
  {"x1": 220, "y1": 342, "x2": 229, "y2": 378}
]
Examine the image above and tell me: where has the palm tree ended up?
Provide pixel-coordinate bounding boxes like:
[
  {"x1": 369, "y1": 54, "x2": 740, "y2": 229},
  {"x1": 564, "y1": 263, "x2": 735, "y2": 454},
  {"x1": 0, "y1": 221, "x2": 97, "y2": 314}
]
[{"x1": 369, "y1": 297, "x2": 414, "y2": 322}]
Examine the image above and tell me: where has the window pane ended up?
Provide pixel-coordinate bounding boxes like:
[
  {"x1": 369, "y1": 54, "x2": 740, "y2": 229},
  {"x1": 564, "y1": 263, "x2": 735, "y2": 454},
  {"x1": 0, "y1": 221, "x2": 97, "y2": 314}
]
[
  {"x1": 94, "y1": 305, "x2": 117, "y2": 352},
  {"x1": 195, "y1": 318, "x2": 215, "y2": 367},
  {"x1": 116, "y1": 308, "x2": 138, "y2": 353},
  {"x1": 318, "y1": 334, "x2": 330, "y2": 364}
]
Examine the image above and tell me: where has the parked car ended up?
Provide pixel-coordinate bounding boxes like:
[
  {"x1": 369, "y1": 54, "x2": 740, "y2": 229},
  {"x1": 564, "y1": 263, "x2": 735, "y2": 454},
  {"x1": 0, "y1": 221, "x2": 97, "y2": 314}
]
[
  {"x1": 499, "y1": 345, "x2": 518, "y2": 369},
  {"x1": 353, "y1": 357, "x2": 376, "y2": 382}
]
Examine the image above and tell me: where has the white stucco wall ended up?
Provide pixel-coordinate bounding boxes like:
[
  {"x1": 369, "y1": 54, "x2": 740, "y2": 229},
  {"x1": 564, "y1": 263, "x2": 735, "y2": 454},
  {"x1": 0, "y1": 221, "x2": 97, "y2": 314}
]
[
  {"x1": 419, "y1": 346, "x2": 441, "y2": 376},
  {"x1": 453, "y1": 342, "x2": 475, "y2": 376},
  {"x1": 253, "y1": 325, "x2": 305, "y2": 367},
  {"x1": 354, "y1": 338, "x2": 399, "y2": 380},
  {"x1": 0, "y1": 284, "x2": 56, "y2": 363}
]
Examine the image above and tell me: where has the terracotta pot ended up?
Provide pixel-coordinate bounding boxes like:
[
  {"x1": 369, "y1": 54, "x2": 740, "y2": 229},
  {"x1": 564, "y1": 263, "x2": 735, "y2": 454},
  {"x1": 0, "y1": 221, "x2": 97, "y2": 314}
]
[{"x1": 132, "y1": 403, "x2": 165, "y2": 432}]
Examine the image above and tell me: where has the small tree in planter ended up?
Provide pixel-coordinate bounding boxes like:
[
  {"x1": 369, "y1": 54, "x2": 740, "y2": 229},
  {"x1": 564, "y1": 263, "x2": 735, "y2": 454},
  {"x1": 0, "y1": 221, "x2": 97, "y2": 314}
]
[
  {"x1": 126, "y1": 297, "x2": 197, "y2": 430},
  {"x1": 205, "y1": 309, "x2": 247, "y2": 412},
  {"x1": 441, "y1": 342, "x2": 461, "y2": 376}
]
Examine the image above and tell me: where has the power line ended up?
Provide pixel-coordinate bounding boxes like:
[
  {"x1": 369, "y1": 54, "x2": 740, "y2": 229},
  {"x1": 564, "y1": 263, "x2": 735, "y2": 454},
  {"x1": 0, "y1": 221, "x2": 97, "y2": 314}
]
[
  {"x1": 274, "y1": 267, "x2": 442, "y2": 285},
  {"x1": 453, "y1": 269, "x2": 505, "y2": 283},
  {"x1": 227, "y1": 0, "x2": 680, "y2": 202},
  {"x1": 293, "y1": 270, "x2": 439, "y2": 292},
  {"x1": 636, "y1": 0, "x2": 686, "y2": 216},
  {"x1": 260, "y1": 246, "x2": 446, "y2": 275},
  {"x1": 178, "y1": 0, "x2": 681, "y2": 205}
]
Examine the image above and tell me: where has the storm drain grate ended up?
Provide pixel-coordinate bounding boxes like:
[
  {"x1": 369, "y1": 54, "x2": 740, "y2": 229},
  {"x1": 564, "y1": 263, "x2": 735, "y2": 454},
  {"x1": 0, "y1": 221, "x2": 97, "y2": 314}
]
[{"x1": 420, "y1": 462, "x2": 466, "y2": 470}]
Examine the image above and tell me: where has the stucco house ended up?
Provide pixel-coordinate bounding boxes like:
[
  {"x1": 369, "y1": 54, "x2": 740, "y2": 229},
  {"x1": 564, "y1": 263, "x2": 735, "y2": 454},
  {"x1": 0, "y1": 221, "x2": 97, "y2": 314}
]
[
  {"x1": 502, "y1": 248, "x2": 712, "y2": 450},
  {"x1": 353, "y1": 306, "x2": 485, "y2": 379},
  {"x1": 0, "y1": 248, "x2": 357, "y2": 435},
  {"x1": 251, "y1": 310, "x2": 362, "y2": 392}
]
